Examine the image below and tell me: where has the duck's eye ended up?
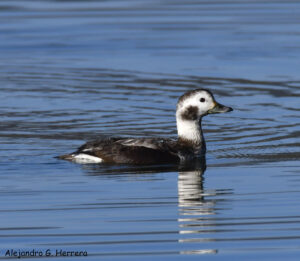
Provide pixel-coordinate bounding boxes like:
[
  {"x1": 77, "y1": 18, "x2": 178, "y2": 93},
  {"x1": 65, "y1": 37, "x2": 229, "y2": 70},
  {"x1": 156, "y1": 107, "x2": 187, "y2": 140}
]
[{"x1": 200, "y1": 98, "x2": 206, "y2": 103}]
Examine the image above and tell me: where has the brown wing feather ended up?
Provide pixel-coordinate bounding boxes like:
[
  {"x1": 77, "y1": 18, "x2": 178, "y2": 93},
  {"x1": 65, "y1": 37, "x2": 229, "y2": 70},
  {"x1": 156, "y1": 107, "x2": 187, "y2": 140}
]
[{"x1": 76, "y1": 137, "x2": 179, "y2": 164}]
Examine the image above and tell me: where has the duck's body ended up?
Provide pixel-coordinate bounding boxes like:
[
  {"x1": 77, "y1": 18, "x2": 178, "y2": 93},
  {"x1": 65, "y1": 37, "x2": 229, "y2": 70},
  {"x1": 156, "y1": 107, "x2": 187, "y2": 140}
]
[
  {"x1": 58, "y1": 89, "x2": 232, "y2": 165},
  {"x1": 59, "y1": 137, "x2": 205, "y2": 164}
]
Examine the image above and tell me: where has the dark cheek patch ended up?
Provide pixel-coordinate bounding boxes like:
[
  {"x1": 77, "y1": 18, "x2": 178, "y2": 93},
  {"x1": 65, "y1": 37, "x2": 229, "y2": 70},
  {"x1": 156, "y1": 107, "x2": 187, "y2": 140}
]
[{"x1": 181, "y1": 106, "x2": 199, "y2": 121}]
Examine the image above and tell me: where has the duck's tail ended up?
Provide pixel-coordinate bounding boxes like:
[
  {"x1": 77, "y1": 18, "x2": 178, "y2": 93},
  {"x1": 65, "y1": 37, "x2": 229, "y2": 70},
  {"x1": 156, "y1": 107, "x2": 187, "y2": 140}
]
[
  {"x1": 55, "y1": 154, "x2": 75, "y2": 161},
  {"x1": 55, "y1": 153, "x2": 103, "y2": 163}
]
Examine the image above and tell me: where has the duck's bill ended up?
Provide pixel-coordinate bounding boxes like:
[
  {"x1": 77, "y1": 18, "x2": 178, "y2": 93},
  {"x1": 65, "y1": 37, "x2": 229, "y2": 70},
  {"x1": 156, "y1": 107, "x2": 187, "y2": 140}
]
[{"x1": 208, "y1": 103, "x2": 233, "y2": 114}]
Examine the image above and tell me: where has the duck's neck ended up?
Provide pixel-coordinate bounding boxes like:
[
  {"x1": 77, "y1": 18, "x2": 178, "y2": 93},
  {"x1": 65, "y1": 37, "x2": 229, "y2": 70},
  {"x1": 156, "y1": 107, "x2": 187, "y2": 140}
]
[{"x1": 176, "y1": 117, "x2": 205, "y2": 149}]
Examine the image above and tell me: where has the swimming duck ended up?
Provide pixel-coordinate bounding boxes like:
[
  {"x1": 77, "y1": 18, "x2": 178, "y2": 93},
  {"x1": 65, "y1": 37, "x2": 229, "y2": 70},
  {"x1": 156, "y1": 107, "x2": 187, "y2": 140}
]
[{"x1": 58, "y1": 89, "x2": 232, "y2": 164}]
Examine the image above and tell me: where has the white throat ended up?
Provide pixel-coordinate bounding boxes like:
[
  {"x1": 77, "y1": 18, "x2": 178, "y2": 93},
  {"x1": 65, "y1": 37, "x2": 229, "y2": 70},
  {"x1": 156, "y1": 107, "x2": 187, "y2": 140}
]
[{"x1": 176, "y1": 116, "x2": 203, "y2": 144}]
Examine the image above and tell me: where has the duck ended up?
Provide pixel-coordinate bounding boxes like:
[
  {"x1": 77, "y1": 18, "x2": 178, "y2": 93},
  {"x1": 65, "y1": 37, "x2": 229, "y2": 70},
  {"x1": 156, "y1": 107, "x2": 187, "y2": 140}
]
[{"x1": 58, "y1": 89, "x2": 232, "y2": 165}]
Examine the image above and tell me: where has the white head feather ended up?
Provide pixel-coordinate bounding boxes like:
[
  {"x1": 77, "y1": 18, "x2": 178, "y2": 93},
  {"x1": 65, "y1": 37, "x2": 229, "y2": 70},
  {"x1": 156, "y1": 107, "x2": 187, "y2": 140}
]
[{"x1": 176, "y1": 90, "x2": 216, "y2": 143}]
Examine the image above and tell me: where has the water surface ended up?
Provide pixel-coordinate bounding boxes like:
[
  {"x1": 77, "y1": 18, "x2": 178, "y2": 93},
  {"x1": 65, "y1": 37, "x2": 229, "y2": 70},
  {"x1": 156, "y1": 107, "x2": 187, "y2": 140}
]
[{"x1": 1, "y1": 0, "x2": 300, "y2": 260}]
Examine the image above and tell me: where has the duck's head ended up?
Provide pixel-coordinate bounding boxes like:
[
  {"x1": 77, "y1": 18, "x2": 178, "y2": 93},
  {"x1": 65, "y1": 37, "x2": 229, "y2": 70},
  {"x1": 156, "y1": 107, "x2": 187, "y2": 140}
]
[
  {"x1": 176, "y1": 89, "x2": 233, "y2": 120},
  {"x1": 176, "y1": 89, "x2": 233, "y2": 143}
]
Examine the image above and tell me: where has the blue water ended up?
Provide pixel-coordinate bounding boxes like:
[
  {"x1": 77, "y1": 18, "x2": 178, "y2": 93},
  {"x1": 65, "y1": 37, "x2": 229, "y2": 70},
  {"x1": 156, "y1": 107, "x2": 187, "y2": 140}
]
[{"x1": 1, "y1": 0, "x2": 300, "y2": 260}]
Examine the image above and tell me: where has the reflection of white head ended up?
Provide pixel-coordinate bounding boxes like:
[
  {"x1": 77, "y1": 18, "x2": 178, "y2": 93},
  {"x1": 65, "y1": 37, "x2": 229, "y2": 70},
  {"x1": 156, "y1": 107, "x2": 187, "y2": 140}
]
[{"x1": 177, "y1": 168, "x2": 218, "y2": 255}]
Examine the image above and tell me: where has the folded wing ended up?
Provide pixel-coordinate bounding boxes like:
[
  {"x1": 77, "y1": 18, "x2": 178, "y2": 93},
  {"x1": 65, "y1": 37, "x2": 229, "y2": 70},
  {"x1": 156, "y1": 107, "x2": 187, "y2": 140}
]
[{"x1": 74, "y1": 137, "x2": 179, "y2": 164}]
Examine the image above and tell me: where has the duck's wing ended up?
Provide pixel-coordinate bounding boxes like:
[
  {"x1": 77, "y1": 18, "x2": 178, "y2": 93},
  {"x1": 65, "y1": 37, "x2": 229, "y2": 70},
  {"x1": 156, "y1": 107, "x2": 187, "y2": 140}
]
[
  {"x1": 71, "y1": 137, "x2": 179, "y2": 164},
  {"x1": 115, "y1": 137, "x2": 177, "y2": 150}
]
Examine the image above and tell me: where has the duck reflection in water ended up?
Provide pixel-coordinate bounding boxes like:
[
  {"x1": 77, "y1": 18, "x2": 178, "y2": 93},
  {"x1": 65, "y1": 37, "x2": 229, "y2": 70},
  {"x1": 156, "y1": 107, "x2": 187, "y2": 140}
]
[
  {"x1": 178, "y1": 157, "x2": 218, "y2": 255},
  {"x1": 81, "y1": 157, "x2": 220, "y2": 255}
]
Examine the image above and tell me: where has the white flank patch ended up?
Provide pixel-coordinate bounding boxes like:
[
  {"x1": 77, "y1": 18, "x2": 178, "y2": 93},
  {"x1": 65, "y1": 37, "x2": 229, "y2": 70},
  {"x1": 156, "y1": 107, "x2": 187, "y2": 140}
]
[{"x1": 73, "y1": 154, "x2": 103, "y2": 164}]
